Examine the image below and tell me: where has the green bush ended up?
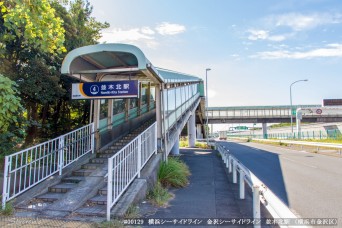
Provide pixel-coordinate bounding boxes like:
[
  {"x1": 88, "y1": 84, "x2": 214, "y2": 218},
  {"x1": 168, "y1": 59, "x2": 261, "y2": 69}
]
[
  {"x1": 147, "y1": 181, "x2": 172, "y2": 207},
  {"x1": 0, "y1": 200, "x2": 14, "y2": 216},
  {"x1": 158, "y1": 157, "x2": 190, "y2": 188}
]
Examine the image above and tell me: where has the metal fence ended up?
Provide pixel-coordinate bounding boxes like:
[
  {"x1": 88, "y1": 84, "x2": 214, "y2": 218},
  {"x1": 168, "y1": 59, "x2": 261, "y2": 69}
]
[
  {"x1": 107, "y1": 122, "x2": 157, "y2": 221},
  {"x1": 2, "y1": 123, "x2": 94, "y2": 209},
  {"x1": 230, "y1": 129, "x2": 342, "y2": 140},
  {"x1": 216, "y1": 143, "x2": 297, "y2": 228}
]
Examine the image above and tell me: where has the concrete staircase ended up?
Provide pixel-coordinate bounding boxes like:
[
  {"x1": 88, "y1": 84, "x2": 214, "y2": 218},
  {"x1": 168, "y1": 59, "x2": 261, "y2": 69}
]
[{"x1": 15, "y1": 120, "x2": 155, "y2": 220}]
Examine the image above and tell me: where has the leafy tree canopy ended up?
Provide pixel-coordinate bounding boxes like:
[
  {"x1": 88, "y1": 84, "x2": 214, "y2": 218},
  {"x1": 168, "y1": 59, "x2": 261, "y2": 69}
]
[
  {"x1": 0, "y1": 74, "x2": 22, "y2": 132},
  {"x1": 0, "y1": 0, "x2": 66, "y2": 54}
]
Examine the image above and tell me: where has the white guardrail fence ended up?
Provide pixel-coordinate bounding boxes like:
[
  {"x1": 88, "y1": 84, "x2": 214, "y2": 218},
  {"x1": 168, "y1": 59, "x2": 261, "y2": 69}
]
[
  {"x1": 216, "y1": 143, "x2": 299, "y2": 228},
  {"x1": 252, "y1": 138, "x2": 342, "y2": 154},
  {"x1": 107, "y1": 122, "x2": 157, "y2": 221},
  {"x1": 2, "y1": 123, "x2": 95, "y2": 209}
]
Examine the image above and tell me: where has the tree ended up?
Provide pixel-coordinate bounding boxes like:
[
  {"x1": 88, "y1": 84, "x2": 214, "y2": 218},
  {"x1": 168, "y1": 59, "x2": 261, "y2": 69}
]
[
  {"x1": 0, "y1": 0, "x2": 66, "y2": 54},
  {"x1": 0, "y1": 74, "x2": 24, "y2": 157},
  {"x1": 0, "y1": 74, "x2": 22, "y2": 131},
  {"x1": 0, "y1": 0, "x2": 109, "y2": 146}
]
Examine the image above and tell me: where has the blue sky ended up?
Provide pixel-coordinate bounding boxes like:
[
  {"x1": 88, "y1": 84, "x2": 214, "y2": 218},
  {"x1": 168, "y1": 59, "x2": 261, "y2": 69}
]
[{"x1": 88, "y1": 0, "x2": 342, "y2": 107}]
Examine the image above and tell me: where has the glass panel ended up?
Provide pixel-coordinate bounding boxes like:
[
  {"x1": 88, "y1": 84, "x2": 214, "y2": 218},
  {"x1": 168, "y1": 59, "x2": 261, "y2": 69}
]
[
  {"x1": 130, "y1": 98, "x2": 138, "y2": 109},
  {"x1": 100, "y1": 99, "x2": 108, "y2": 119},
  {"x1": 150, "y1": 85, "x2": 156, "y2": 103},
  {"x1": 141, "y1": 83, "x2": 148, "y2": 105},
  {"x1": 113, "y1": 99, "x2": 125, "y2": 115}
]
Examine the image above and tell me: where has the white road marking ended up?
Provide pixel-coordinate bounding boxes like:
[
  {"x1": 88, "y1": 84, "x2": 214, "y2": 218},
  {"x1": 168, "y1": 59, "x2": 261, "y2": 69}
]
[{"x1": 282, "y1": 157, "x2": 318, "y2": 169}]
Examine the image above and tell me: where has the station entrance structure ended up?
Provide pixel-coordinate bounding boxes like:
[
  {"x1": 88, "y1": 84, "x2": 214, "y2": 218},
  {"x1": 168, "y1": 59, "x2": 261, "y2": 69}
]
[
  {"x1": 1, "y1": 44, "x2": 206, "y2": 220},
  {"x1": 61, "y1": 43, "x2": 206, "y2": 157}
]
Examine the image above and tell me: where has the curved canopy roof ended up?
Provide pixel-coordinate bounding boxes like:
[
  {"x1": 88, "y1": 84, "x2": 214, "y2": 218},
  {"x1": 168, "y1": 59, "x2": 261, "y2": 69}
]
[{"x1": 61, "y1": 43, "x2": 202, "y2": 84}]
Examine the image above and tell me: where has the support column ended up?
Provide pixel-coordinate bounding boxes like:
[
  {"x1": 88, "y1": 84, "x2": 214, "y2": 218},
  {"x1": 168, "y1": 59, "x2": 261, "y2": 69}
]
[
  {"x1": 188, "y1": 113, "x2": 196, "y2": 147},
  {"x1": 93, "y1": 99, "x2": 100, "y2": 151},
  {"x1": 170, "y1": 137, "x2": 180, "y2": 155},
  {"x1": 107, "y1": 99, "x2": 113, "y2": 130},
  {"x1": 155, "y1": 84, "x2": 163, "y2": 152},
  {"x1": 296, "y1": 110, "x2": 302, "y2": 139},
  {"x1": 262, "y1": 123, "x2": 268, "y2": 139},
  {"x1": 196, "y1": 124, "x2": 203, "y2": 139}
]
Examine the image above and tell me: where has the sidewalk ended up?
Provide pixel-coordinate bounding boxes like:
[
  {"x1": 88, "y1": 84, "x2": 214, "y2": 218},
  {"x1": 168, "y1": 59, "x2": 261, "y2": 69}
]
[{"x1": 139, "y1": 148, "x2": 261, "y2": 227}]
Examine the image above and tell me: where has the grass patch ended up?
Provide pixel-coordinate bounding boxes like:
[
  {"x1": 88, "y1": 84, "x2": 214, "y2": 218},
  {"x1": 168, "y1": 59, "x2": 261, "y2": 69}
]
[
  {"x1": 124, "y1": 205, "x2": 139, "y2": 219},
  {"x1": 180, "y1": 139, "x2": 210, "y2": 149},
  {"x1": 0, "y1": 200, "x2": 14, "y2": 216},
  {"x1": 147, "y1": 182, "x2": 172, "y2": 207},
  {"x1": 99, "y1": 220, "x2": 124, "y2": 228},
  {"x1": 158, "y1": 157, "x2": 190, "y2": 188}
]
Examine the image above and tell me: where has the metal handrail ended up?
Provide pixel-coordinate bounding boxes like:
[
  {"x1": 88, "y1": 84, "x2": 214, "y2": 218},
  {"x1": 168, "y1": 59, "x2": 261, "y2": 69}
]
[
  {"x1": 2, "y1": 123, "x2": 95, "y2": 209},
  {"x1": 106, "y1": 122, "x2": 157, "y2": 221}
]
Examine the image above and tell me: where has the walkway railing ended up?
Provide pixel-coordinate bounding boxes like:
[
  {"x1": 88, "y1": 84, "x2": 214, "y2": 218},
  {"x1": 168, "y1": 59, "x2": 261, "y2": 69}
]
[
  {"x1": 107, "y1": 122, "x2": 157, "y2": 221},
  {"x1": 2, "y1": 123, "x2": 95, "y2": 209},
  {"x1": 230, "y1": 128, "x2": 342, "y2": 140},
  {"x1": 216, "y1": 143, "x2": 297, "y2": 228}
]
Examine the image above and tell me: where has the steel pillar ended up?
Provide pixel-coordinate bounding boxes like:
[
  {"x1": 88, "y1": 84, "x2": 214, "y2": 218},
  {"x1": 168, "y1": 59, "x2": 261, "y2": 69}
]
[{"x1": 188, "y1": 113, "x2": 196, "y2": 147}]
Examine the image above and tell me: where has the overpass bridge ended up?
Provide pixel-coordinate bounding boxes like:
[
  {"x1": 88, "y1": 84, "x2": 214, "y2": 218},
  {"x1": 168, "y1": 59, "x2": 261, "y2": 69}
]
[
  {"x1": 206, "y1": 105, "x2": 342, "y2": 138},
  {"x1": 206, "y1": 105, "x2": 342, "y2": 124}
]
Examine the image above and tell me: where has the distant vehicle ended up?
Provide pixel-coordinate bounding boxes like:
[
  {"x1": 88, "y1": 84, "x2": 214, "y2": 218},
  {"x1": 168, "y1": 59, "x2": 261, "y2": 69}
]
[{"x1": 219, "y1": 131, "x2": 227, "y2": 140}]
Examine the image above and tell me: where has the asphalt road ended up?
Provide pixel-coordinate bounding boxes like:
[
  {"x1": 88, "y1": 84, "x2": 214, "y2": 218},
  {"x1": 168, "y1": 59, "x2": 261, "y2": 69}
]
[{"x1": 218, "y1": 140, "x2": 342, "y2": 221}]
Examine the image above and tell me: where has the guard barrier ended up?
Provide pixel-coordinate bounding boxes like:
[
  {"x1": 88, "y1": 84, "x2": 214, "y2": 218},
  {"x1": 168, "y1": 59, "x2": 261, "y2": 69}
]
[
  {"x1": 106, "y1": 122, "x2": 157, "y2": 221},
  {"x1": 216, "y1": 143, "x2": 298, "y2": 228},
  {"x1": 2, "y1": 123, "x2": 95, "y2": 209}
]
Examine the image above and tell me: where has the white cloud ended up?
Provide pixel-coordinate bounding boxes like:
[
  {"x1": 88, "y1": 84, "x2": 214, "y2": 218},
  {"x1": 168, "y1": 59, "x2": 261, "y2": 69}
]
[
  {"x1": 252, "y1": 43, "x2": 342, "y2": 59},
  {"x1": 267, "y1": 12, "x2": 342, "y2": 31},
  {"x1": 141, "y1": 27, "x2": 155, "y2": 35},
  {"x1": 100, "y1": 28, "x2": 154, "y2": 43},
  {"x1": 247, "y1": 29, "x2": 287, "y2": 42},
  {"x1": 156, "y1": 22, "x2": 186, "y2": 35}
]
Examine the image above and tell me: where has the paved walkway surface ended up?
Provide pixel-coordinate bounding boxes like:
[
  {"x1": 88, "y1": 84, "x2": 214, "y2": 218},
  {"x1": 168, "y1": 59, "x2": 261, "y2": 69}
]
[{"x1": 139, "y1": 148, "x2": 266, "y2": 227}]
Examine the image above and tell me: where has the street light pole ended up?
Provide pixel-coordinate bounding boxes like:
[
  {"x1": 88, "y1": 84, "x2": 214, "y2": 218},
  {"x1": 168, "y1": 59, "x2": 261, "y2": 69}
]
[
  {"x1": 205, "y1": 68, "x2": 211, "y2": 145},
  {"x1": 290, "y1": 79, "x2": 308, "y2": 134}
]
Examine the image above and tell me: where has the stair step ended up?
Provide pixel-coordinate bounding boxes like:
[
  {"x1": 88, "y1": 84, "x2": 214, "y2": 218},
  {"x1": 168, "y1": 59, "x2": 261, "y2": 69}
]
[
  {"x1": 110, "y1": 146, "x2": 122, "y2": 150},
  {"x1": 98, "y1": 187, "x2": 107, "y2": 195},
  {"x1": 82, "y1": 163, "x2": 102, "y2": 170},
  {"x1": 62, "y1": 176, "x2": 85, "y2": 183},
  {"x1": 97, "y1": 153, "x2": 114, "y2": 159},
  {"x1": 36, "y1": 193, "x2": 64, "y2": 202},
  {"x1": 75, "y1": 205, "x2": 106, "y2": 216},
  {"x1": 88, "y1": 195, "x2": 107, "y2": 205},
  {"x1": 90, "y1": 158, "x2": 107, "y2": 164},
  {"x1": 102, "y1": 149, "x2": 117, "y2": 154},
  {"x1": 72, "y1": 169, "x2": 93, "y2": 176},
  {"x1": 49, "y1": 183, "x2": 77, "y2": 193}
]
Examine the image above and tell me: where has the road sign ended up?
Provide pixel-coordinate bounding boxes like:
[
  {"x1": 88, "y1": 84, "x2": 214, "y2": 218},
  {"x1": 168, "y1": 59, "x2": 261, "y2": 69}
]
[
  {"x1": 71, "y1": 80, "x2": 139, "y2": 100},
  {"x1": 316, "y1": 109, "x2": 322, "y2": 114},
  {"x1": 323, "y1": 99, "x2": 342, "y2": 106}
]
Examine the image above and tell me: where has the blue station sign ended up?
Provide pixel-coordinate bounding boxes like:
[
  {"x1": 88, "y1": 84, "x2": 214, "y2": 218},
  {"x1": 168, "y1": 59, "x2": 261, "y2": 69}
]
[{"x1": 72, "y1": 80, "x2": 139, "y2": 99}]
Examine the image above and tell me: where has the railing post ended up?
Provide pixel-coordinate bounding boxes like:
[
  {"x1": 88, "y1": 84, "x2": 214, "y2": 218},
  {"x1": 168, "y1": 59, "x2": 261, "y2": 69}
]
[
  {"x1": 239, "y1": 169, "x2": 245, "y2": 199},
  {"x1": 58, "y1": 136, "x2": 65, "y2": 175},
  {"x1": 228, "y1": 156, "x2": 232, "y2": 173},
  {"x1": 137, "y1": 136, "x2": 142, "y2": 178},
  {"x1": 233, "y1": 160, "x2": 237, "y2": 183},
  {"x1": 226, "y1": 153, "x2": 229, "y2": 169},
  {"x1": 107, "y1": 158, "x2": 113, "y2": 221},
  {"x1": 154, "y1": 123, "x2": 158, "y2": 155},
  {"x1": 253, "y1": 185, "x2": 261, "y2": 228},
  {"x1": 91, "y1": 123, "x2": 95, "y2": 154},
  {"x1": 2, "y1": 157, "x2": 9, "y2": 209}
]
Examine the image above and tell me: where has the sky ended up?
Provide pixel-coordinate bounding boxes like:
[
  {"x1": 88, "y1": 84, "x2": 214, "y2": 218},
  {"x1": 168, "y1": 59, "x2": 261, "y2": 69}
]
[{"x1": 88, "y1": 0, "x2": 342, "y2": 108}]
